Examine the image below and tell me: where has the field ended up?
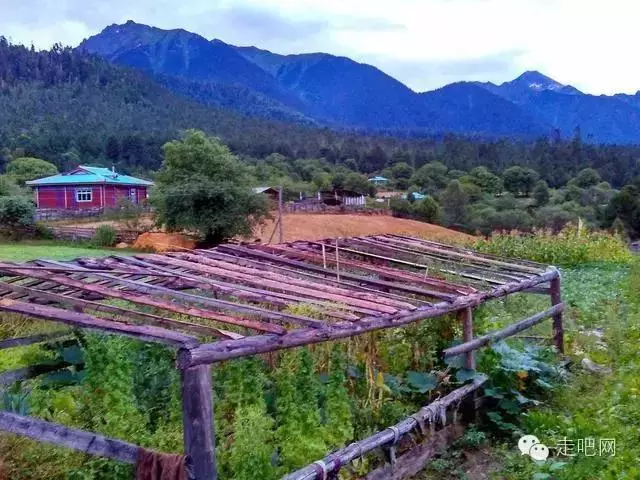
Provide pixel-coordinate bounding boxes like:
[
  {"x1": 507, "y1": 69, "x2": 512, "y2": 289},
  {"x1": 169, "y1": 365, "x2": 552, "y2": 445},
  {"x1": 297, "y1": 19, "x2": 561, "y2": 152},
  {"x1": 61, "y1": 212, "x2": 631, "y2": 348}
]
[
  {"x1": 253, "y1": 213, "x2": 475, "y2": 244},
  {"x1": 0, "y1": 241, "x2": 133, "y2": 262}
]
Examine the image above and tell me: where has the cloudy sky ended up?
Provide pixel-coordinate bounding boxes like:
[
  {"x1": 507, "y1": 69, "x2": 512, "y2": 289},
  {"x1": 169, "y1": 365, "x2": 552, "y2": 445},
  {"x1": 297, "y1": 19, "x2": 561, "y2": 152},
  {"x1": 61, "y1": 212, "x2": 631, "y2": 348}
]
[{"x1": 2, "y1": 0, "x2": 638, "y2": 94}]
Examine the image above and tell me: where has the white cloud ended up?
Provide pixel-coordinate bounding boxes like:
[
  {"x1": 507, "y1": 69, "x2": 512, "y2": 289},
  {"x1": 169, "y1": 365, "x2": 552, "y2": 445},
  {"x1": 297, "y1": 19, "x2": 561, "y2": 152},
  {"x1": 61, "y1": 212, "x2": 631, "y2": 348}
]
[{"x1": 1, "y1": 0, "x2": 639, "y2": 94}]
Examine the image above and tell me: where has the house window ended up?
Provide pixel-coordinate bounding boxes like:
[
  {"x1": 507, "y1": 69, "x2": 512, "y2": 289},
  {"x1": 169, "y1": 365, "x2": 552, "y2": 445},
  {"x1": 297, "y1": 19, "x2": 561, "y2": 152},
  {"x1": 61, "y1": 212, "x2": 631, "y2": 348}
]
[{"x1": 76, "y1": 187, "x2": 93, "y2": 203}]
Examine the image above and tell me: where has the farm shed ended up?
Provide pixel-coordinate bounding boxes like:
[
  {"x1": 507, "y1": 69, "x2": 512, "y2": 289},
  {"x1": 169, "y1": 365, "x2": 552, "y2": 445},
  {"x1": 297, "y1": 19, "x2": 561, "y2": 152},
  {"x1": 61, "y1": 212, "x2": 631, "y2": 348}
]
[
  {"x1": 0, "y1": 235, "x2": 564, "y2": 479},
  {"x1": 26, "y1": 165, "x2": 153, "y2": 210}
]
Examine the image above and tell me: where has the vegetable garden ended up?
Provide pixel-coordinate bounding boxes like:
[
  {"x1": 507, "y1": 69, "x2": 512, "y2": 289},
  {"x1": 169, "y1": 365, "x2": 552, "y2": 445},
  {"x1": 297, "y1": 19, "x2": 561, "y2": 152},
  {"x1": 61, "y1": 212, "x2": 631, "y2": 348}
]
[{"x1": 0, "y1": 234, "x2": 569, "y2": 479}]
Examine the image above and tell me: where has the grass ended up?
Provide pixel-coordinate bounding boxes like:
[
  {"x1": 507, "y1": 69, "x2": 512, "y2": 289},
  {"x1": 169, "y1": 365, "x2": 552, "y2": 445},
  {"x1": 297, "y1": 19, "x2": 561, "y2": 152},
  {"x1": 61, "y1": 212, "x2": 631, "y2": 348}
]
[
  {"x1": 0, "y1": 240, "x2": 135, "y2": 262},
  {"x1": 421, "y1": 260, "x2": 639, "y2": 479}
]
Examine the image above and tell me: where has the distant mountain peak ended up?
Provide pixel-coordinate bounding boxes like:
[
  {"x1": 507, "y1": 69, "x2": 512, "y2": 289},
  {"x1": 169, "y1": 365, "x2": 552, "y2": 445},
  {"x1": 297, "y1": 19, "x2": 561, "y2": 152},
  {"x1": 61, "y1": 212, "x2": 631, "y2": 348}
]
[{"x1": 510, "y1": 70, "x2": 567, "y2": 92}]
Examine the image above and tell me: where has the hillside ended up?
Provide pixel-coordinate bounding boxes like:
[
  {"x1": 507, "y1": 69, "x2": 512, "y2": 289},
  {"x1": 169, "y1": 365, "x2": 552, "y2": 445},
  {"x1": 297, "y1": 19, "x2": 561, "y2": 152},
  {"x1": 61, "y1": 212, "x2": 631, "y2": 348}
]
[
  {"x1": 252, "y1": 214, "x2": 474, "y2": 244},
  {"x1": 77, "y1": 21, "x2": 640, "y2": 143}
]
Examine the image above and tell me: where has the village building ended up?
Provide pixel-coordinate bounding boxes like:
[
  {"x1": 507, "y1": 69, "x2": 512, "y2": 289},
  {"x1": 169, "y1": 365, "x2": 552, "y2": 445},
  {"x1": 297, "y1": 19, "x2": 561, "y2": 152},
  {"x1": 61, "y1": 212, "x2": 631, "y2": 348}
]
[{"x1": 26, "y1": 166, "x2": 153, "y2": 210}]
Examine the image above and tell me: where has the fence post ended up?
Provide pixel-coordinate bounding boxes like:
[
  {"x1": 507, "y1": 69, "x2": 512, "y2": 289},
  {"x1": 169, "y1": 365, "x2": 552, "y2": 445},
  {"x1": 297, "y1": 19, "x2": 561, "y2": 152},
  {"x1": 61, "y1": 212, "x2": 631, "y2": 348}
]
[
  {"x1": 458, "y1": 307, "x2": 475, "y2": 370},
  {"x1": 182, "y1": 364, "x2": 216, "y2": 480},
  {"x1": 550, "y1": 274, "x2": 564, "y2": 354}
]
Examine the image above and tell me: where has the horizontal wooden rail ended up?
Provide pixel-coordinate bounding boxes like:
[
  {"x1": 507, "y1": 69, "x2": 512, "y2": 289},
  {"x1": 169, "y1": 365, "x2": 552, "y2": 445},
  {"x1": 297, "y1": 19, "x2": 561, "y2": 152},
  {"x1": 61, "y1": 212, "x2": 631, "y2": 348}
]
[
  {"x1": 0, "y1": 411, "x2": 138, "y2": 463},
  {"x1": 443, "y1": 303, "x2": 565, "y2": 358},
  {"x1": 282, "y1": 376, "x2": 487, "y2": 480},
  {"x1": 0, "y1": 299, "x2": 199, "y2": 348}
]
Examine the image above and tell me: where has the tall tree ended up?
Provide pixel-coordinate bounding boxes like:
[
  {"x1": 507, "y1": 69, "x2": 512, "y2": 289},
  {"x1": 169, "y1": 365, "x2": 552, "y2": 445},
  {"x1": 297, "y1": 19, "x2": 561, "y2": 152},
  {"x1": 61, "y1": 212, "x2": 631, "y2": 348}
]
[
  {"x1": 440, "y1": 180, "x2": 469, "y2": 227},
  {"x1": 151, "y1": 130, "x2": 269, "y2": 244},
  {"x1": 6, "y1": 157, "x2": 58, "y2": 185}
]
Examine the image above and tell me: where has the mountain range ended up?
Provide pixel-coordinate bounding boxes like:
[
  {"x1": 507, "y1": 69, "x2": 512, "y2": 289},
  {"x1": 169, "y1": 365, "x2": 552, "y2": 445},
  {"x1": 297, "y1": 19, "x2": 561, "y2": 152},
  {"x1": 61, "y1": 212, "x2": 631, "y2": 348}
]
[{"x1": 75, "y1": 21, "x2": 640, "y2": 144}]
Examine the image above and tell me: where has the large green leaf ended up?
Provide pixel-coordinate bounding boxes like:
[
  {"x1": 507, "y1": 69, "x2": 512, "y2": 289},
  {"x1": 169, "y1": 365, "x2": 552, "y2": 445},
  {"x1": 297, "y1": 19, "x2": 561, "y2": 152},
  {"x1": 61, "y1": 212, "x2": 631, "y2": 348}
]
[{"x1": 406, "y1": 371, "x2": 438, "y2": 393}]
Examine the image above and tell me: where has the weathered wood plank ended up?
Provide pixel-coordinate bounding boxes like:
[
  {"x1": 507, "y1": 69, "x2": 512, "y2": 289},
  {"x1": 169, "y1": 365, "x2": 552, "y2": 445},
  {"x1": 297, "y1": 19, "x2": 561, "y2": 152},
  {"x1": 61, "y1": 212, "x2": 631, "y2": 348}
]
[
  {"x1": 217, "y1": 244, "x2": 455, "y2": 301},
  {"x1": 0, "y1": 280, "x2": 242, "y2": 340},
  {"x1": 2, "y1": 264, "x2": 285, "y2": 335},
  {"x1": 182, "y1": 364, "x2": 216, "y2": 480},
  {"x1": 0, "y1": 411, "x2": 138, "y2": 463},
  {"x1": 38, "y1": 260, "x2": 316, "y2": 332},
  {"x1": 159, "y1": 252, "x2": 407, "y2": 314},
  {"x1": 443, "y1": 303, "x2": 565, "y2": 357},
  {"x1": 0, "y1": 299, "x2": 199, "y2": 347},
  {"x1": 258, "y1": 243, "x2": 475, "y2": 294}
]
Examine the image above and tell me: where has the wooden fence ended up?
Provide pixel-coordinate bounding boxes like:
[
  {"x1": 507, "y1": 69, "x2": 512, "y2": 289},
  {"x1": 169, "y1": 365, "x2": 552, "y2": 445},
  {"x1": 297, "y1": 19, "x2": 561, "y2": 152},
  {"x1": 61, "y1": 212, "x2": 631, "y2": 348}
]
[
  {"x1": 0, "y1": 235, "x2": 565, "y2": 479},
  {"x1": 48, "y1": 226, "x2": 140, "y2": 243}
]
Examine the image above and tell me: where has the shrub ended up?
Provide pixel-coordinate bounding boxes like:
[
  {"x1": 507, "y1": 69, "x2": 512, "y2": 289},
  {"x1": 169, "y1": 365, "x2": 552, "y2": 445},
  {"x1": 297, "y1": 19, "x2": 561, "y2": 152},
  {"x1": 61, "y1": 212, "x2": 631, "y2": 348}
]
[
  {"x1": 474, "y1": 224, "x2": 632, "y2": 266},
  {"x1": 0, "y1": 195, "x2": 35, "y2": 231},
  {"x1": 33, "y1": 221, "x2": 54, "y2": 239},
  {"x1": 92, "y1": 225, "x2": 117, "y2": 247}
]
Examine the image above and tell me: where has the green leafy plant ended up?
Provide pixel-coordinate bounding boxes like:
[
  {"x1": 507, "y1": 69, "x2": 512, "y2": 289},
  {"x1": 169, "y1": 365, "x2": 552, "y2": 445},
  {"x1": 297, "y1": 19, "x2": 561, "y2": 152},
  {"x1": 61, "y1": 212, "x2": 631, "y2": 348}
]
[{"x1": 91, "y1": 225, "x2": 117, "y2": 247}]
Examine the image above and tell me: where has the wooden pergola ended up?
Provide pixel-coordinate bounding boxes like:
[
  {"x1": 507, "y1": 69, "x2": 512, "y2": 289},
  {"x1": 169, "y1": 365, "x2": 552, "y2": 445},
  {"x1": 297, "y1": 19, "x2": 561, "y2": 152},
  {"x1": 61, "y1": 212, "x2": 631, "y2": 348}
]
[{"x1": 0, "y1": 234, "x2": 565, "y2": 479}]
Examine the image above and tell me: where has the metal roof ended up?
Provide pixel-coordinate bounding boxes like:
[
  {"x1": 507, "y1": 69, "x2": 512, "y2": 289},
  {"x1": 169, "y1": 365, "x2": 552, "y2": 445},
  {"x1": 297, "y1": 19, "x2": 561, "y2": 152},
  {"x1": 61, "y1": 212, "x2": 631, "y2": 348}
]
[{"x1": 26, "y1": 166, "x2": 153, "y2": 187}]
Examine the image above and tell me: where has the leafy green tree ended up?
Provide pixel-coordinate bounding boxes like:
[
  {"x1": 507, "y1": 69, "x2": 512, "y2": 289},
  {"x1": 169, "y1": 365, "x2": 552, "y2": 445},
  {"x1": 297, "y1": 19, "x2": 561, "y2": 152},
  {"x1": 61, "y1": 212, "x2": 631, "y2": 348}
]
[
  {"x1": 0, "y1": 175, "x2": 24, "y2": 197},
  {"x1": 151, "y1": 131, "x2": 269, "y2": 244},
  {"x1": 502, "y1": 166, "x2": 539, "y2": 196},
  {"x1": 532, "y1": 180, "x2": 550, "y2": 206},
  {"x1": 604, "y1": 185, "x2": 640, "y2": 237},
  {"x1": 343, "y1": 172, "x2": 370, "y2": 194},
  {"x1": 411, "y1": 162, "x2": 449, "y2": 192},
  {"x1": 440, "y1": 180, "x2": 469, "y2": 227},
  {"x1": 388, "y1": 162, "x2": 414, "y2": 190},
  {"x1": 573, "y1": 168, "x2": 601, "y2": 188},
  {"x1": 6, "y1": 157, "x2": 58, "y2": 185},
  {"x1": 412, "y1": 196, "x2": 442, "y2": 224},
  {"x1": 466, "y1": 166, "x2": 502, "y2": 194}
]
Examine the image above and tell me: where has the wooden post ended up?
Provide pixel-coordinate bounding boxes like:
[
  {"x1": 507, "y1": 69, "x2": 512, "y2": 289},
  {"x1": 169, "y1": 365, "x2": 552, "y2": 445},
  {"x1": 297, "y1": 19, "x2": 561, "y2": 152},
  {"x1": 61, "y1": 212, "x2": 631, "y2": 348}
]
[
  {"x1": 278, "y1": 186, "x2": 284, "y2": 244},
  {"x1": 458, "y1": 307, "x2": 475, "y2": 369},
  {"x1": 335, "y1": 238, "x2": 340, "y2": 282},
  {"x1": 550, "y1": 275, "x2": 564, "y2": 354},
  {"x1": 182, "y1": 364, "x2": 216, "y2": 480}
]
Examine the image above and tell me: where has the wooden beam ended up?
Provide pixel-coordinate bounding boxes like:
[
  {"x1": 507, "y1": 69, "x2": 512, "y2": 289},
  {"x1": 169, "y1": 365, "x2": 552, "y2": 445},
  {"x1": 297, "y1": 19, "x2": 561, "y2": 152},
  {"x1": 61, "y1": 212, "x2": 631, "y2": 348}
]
[
  {"x1": 458, "y1": 307, "x2": 475, "y2": 369},
  {"x1": 116, "y1": 256, "x2": 360, "y2": 321},
  {"x1": 259, "y1": 243, "x2": 475, "y2": 294},
  {"x1": 0, "y1": 411, "x2": 138, "y2": 464},
  {"x1": 282, "y1": 376, "x2": 487, "y2": 480},
  {"x1": 3, "y1": 264, "x2": 285, "y2": 335},
  {"x1": 182, "y1": 364, "x2": 216, "y2": 480},
  {"x1": 0, "y1": 280, "x2": 242, "y2": 340},
  {"x1": 179, "y1": 269, "x2": 560, "y2": 367},
  {"x1": 550, "y1": 276, "x2": 564, "y2": 354},
  {"x1": 443, "y1": 303, "x2": 565, "y2": 357},
  {"x1": 217, "y1": 244, "x2": 457, "y2": 301},
  {"x1": 0, "y1": 299, "x2": 199, "y2": 348},
  {"x1": 159, "y1": 252, "x2": 410, "y2": 314},
  {"x1": 37, "y1": 260, "x2": 313, "y2": 332}
]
